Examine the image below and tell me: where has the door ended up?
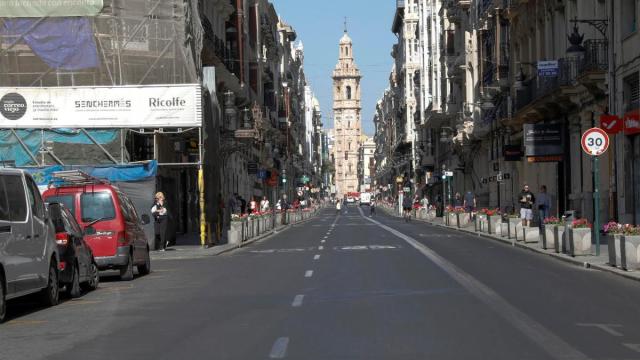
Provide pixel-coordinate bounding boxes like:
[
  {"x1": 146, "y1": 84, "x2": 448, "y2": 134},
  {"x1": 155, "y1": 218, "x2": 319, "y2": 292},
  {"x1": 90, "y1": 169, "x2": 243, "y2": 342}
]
[
  {"x1": 125, "y1": 197, "x2": 147, "y2": 260},
  {"x1": 2, "y1": 174, "x2": 35, "y2": 294},
  {"x1": 64, "y1": 209, "x2": 89, "y2": 280},
  {"x1": 25, "y1": 176, "x2": 48, "y2": 287}
]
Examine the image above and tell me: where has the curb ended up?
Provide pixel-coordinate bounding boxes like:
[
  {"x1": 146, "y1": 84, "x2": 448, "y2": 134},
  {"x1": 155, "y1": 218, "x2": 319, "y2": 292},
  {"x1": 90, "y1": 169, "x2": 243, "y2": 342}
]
[{"x1": 379, "y1": 207, "x2": 640, "y2": 283}]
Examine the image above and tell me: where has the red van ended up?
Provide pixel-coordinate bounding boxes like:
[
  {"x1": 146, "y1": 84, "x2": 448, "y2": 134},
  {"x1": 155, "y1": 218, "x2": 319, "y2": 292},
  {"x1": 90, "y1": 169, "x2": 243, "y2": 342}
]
[{"x1": 42, "y1": 184, "x2": 151, "y2": 281}]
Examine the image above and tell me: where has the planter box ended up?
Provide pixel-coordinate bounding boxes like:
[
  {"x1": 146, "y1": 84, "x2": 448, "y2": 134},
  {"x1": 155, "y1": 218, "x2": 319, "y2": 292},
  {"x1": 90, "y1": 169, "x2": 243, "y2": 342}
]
[
  {"x1": 228, "y1": 221, "x2": 243, "y2": 245},
  {"x1": 522, "y1": 226, "x2": 540, "y2": 243},
  {"x1": 448, "y1": 212, "x2": 458, "y2": 227},
  {"x1": 444, "y1": 212, "x2": 450, "y2": 226},
  {"x1": 542, "y1": 225, "x2": 556, "y2": 250},
  {"x1": 500, "y1": 221, "x2": 509, "y2": 237},
  {"x1": 508, "y1": 218, "x2": 520, "y2": 239},
  {"x1": 488, "y1": 215, "x2": 501, "y2": 234},
  {"x1": 515, "y1": 222, "x2": 524, "y2": 241},
  {"x1": 476, "y1": 214, "x2": 488, "y2": 233},
  {"x1": 457, "y1": 212, "x2": 471, "y2": 228},
  {"x1": 617, "y1": 235, "x2": 640, "y2": 270},
  {"x1": 606, "y1": 234, "x2": 620, "y2": 267},
  {"x1": 426, "y1": 209, "x2": 437, "y2": 221},
  {"x1": 553, "y1": 225, "x2": 566, "y2": 253},
  {"x1": 568, "y1": 227, "x2": 592, "y2": 256}
]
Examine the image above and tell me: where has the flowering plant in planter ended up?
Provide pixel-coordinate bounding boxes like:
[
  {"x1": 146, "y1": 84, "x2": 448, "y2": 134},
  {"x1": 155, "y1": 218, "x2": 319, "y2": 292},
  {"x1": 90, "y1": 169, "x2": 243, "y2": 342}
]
[
  {"x1": 231, "y1": 214, "x2": 248, "y2": 222},
  {"x1": 484, "y1": 208, "x2": 500, "y2": 216},
  {"x1": 543, "y1": 216, "x2": 562, "y2": 225},
  {"x1": 571, "y1": 218, "x2": 592, "y2": 229},
  {"x1": 453, "y1": 206, "x2": 466, "y2": 214},
  {"x1": 603, "y1": 221, "x2": 623, "y2": 234},
  {"x1": 622, "y1": 224, "x2": 640, "y2": 236},
  {"x1": 444, "y1": 205, "x2": 454, "y2": 212}
]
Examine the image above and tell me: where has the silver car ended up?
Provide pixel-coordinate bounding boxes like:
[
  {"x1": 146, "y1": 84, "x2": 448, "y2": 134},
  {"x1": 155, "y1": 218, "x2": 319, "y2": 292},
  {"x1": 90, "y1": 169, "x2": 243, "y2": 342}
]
[{"x1": 0, "y1": 168, "x2": 60, "y2": 323}]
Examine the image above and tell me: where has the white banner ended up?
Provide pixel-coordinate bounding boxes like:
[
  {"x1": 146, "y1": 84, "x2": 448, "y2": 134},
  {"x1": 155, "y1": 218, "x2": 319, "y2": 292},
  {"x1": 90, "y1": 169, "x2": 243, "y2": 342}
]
[{"x1": 0, "y1": 84, "x2": 202, "y2": 128}]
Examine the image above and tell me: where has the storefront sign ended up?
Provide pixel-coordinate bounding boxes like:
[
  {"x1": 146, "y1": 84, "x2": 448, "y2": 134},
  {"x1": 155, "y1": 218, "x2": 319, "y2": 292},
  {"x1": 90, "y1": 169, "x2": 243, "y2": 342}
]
[
  {"x1": 481, "y1": 173, "x2": 511, "y2": 184},
  {"x1": 537, "y1": 61, "x2": 559, "y2": 77},
  {"x1": 503, "y1": 145, "x2": 523, "y2": 161},
  {"x1": 600, "y1": 114, "x2": 623, "y2": 134},
  {"x1": 0, "y1": 85, "x2": 202, "y2": 128},
  {"x1": 527, "y1": 155, "x2": 563, "y2": 163},
  {"x1": 523, "y1": 123, "x2": 563, "y2": 157},
  {"x1": 0, "y1": 0, "x2": 104, "y2": 17},
  {"x1": 624, "y1": 109, "x2": 640, "y2": 135}
]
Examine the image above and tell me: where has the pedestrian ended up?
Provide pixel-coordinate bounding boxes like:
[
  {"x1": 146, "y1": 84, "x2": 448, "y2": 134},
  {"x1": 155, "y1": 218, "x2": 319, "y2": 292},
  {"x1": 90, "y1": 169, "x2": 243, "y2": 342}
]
[
  {"x1": 336, "y1": 199, "x2": 342, "y2": 215},
  {"x1": 249, "y1": 197, "x2": 257, "y2": 214},
  {"x1": 536, "y1": 185, "x2": 551, "y2": 228},
  {"x1": 463, "y1": 191, "x2": 476, "y2": 213},
  {"x1": 518, "y1": 184, "x2": 536, "y2": 227},
  {"x1": 276, "y1": 199, "x2": 282, "y2": 211},
  {"x1": 281, "y1": 194, "x2": 290, "y2": 225},
  {"x1": 151, "y1": 192, "x2": 169, "y2": 251},
  {"x1": 239, "y1": 196, "x2": 247, "y2": 215},
  {"x1": 421, "y1": 195, "x2": 430, "y2": 209},
  {"x1": 370, "y1": 199, "x2": 376, "y2": 216},
  {"x1": 435, "y1": 195, "x2": 443, "y2": 217},
  {"x1": 454, "y1": 192, "x2": 463, "y2": 207},
  {"x1": 260, "y1": 196, "x2": 270, "y2": 213},
  {"x1": 228, "y1": 193, "x2": 238, "y2": 215}
]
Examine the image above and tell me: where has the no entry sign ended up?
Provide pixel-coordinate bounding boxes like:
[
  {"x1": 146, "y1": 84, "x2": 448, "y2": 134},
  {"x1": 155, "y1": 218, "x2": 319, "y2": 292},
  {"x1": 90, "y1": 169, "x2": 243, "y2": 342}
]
[{"x1": 581, "y1": 128, "x2": 609, "y2": 156}]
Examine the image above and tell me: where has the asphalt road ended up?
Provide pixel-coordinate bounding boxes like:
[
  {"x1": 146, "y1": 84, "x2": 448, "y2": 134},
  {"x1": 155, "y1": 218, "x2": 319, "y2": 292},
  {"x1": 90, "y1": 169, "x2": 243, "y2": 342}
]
[{"x1": 3, "y1": 206, "x2": 640, "y2": 359}]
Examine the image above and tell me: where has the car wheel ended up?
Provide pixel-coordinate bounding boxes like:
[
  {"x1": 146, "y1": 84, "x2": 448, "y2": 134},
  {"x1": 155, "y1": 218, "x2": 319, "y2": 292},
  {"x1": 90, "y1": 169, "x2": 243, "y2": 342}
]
[
  {"x1": 119, "y1": 252, "x2": 134, "y2": 281},
  {"x1": 0, "y1": 273, "x2": 6, "y2": 323},
  {"x1": 82, "y1": 262, "x2": 99, "y2": 292},
  {"x1": 66, "y1": 264, "x2": 81, "y2": 298},
  {"x1": 137, "y1": 247, "x2": 151, "y2": 276},
  {"x1": 40, "y1": 261, "x2": 59, "y2": 307}
]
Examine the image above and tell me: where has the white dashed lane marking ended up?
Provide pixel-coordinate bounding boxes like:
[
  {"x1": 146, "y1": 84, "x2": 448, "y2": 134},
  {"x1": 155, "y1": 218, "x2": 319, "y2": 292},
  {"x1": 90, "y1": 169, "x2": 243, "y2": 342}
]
[
  {"x1": 292, "y1": 295, "x2": 304, "y2": 307},
  {"x1": 269, "y1": 337, "x2": 290, "y2": 358},
  {"x1": 305, "y1": 270, "x2": 313, "y2": 278}
]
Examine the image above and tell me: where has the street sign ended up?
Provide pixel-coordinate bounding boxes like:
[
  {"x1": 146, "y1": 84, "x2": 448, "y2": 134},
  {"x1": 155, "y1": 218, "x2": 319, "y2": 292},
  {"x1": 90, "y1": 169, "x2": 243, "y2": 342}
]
[
  {"x1": 537, "y1": 60, "x2": 558, "y2": 77},
  {"x1": 247, "y1": 162, "x2": 258, "y2": 174},
  {"x1": 581, "y1": 128, "x2": 609, "y2": 156},
  {"x1": 444, "y1": 171, "x2": 454, "y2": 177}
]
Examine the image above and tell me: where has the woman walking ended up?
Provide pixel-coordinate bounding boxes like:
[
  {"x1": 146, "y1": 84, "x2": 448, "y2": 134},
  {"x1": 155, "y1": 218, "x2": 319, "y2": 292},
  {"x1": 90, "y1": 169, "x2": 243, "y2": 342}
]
[{"x1": 151, "y1": 192, "x2": 169, "y2": 251}]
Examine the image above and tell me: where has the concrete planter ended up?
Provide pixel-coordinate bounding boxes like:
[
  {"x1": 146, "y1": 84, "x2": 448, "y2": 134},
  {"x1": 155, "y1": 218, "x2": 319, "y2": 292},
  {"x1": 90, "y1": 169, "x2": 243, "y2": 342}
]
[
  {"x1": 448, "y1": 212, "x2": 459, "y2": 227},
  {"x1": 500, "y1": 221, "x2": 509, "y2": 237},
  {"x1": 617, "y1": 235, "x2": 640, "y2": 270},
  {"x1": 476, "y1": 214, "x2": 488, "y2": 233},
  {"x1": 522, "y1": 226, "x2": 540, "y2": 243},
  {"x1": 542, "y1": 225, "x2": 556, "y2": 250},
  {"x1": 508, "y1": 218, "x2": 520, "y2": 239},
  {"x1": 457, "y1": 212, "x2": 471, "y2": 228},
  {"x1": 568, "y1": 227, "x2": 592, "y2": 256},
  {"x1": 514, "y1": 222, "x2": 524, "y2": 241},
  {"x1": 488, "y1": 215, "x2": 501, "y2": 234},
  {"x1": 553, "y1": 225, "x2": 566, "y2": 253},
  {"x1": 605, "y1": 234, "x2": 620, "y2": 266},
  {"x1": 426, "y1": 209, "x2": 437, "y2": 221},
  {"x1": 444, "y1": 212, "x2": 450, "y2": 226},
  {"x1": 228, "y1": 221, "x2": 243, "y2": 245}
]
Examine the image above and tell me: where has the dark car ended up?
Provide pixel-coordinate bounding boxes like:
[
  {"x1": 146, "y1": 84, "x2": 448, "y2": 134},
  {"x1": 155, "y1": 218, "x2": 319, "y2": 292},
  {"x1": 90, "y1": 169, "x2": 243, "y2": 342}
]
[{"x1": 47, "y1": 203, "x2": 99, "y2": 297}]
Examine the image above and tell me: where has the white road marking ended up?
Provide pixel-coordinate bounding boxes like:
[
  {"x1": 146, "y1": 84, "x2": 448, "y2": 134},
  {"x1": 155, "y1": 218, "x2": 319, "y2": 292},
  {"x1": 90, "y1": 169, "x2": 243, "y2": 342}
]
[
  {"x1": 305, "y1": 270, "x2": 313, "y2": 278},
  {"x1": 269, "y1": 337, "x2": 290, "y2": 358},
  {"x1": 292, "y1": 294, "x2": 304, "y2": 307},
  {"x1": 334, "y1": 245, "x2": 398, "y2": 251},
  {"x1": 358, "y1": 207, "x2": 592, "y2": 360},
  {"x1": 313, "y1": 254, "x2": 321, "y2": 260},
  {"x1": 318, "y1": 246, "x2": 324, "y2": 250},
  {"x1": 576, "y1": 323, "x2": 624, "y2": 337},
  {"x1": 321, "y1": 240, "x2": 326, "y2": 243},
  {"x1": 623, "y1": 344, "x2": 640, "y2": 353}
]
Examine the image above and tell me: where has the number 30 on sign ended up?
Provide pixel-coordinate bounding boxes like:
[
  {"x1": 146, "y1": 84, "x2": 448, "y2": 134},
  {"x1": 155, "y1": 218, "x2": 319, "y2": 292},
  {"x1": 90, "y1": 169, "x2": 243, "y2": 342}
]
[{"x1": 581, "y1": 128, "x2": 610, "y2": 156}]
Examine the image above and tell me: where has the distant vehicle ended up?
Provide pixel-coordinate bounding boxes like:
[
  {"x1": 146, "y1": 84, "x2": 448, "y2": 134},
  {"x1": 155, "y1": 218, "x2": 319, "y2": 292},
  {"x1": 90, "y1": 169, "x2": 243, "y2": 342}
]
[
  {"x1": 0, "y1": 169, "x2": 60, "y2": 323},
  {"x1": 360, "y1": 192, "x2": 372, "y2": 206},
  {"x1": 42, "y1": 175, "x2": 151, "y2": 281},
  {"x1": 346, "y1": 197, "x2": 355, "y2": 204},
  {"x1": 47, "y1": 203, "x2": 99, "y2": 297}
]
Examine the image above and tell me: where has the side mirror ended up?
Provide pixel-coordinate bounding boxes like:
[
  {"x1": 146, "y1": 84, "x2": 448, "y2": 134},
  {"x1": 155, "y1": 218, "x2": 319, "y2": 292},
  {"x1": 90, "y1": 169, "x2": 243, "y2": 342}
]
[
  {"x1": 84, "y1": 226, "x2": 97, "y2": 236},
  {"x1": 141, "y1": 214, "x2": 151, "y2": 225}
]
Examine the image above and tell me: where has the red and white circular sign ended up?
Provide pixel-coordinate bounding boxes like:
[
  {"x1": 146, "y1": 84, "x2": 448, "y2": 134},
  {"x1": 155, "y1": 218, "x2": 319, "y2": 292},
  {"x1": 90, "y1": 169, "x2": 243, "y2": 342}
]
[{"x1": 581, "y1": 128, "x2": 609, "y2": 156}]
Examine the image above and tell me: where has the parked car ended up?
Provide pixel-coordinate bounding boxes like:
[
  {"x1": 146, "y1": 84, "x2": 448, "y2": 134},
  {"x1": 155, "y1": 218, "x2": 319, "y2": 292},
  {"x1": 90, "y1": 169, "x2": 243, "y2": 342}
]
[
  {"x1": 0, "y1": 169, "x2": 60, "y2": 323},
  {"x1": 47, "y1": 203, "x2": 99, "y2": 297},
  {"x1": 42, "y1": 182, "x2": 151, "y2": 281}
]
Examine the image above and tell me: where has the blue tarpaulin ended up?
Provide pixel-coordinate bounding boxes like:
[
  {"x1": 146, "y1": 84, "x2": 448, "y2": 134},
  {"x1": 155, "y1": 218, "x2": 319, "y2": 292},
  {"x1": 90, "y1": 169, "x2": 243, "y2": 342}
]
[
  {"x1": 21, "y1": 161, "x2": 157, "y2": 186},
  {"x1": 1, "y1": 17, "x2": 99, "y2": 70}
]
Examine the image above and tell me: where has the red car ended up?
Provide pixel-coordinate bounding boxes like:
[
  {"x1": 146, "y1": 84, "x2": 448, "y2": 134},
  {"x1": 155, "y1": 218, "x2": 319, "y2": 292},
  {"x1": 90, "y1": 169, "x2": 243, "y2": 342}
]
[{"x1": 43, "y1": 183, "x2": 151, "y2": 281}]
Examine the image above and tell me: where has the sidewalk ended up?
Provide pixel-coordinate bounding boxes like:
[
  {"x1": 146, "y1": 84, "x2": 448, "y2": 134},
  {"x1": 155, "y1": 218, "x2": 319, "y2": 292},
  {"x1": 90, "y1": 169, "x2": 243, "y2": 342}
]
[
  {"x1": 150, "y1": 209, "x2": 322, "y2": 261},
  {"x1": 381, "y1": 206, "x2": 640, "y2": 282}
]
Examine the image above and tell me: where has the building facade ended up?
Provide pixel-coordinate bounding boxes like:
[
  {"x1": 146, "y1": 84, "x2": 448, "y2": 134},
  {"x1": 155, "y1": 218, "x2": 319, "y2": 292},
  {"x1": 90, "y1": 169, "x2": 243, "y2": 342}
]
[{"x1": 332, "y1": 30, "x2": 363, "y2": 198}]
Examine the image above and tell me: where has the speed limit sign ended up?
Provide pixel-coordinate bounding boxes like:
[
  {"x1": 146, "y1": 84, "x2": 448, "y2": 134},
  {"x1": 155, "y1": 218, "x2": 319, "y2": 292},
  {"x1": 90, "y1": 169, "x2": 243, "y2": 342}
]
[{"x1": 581, "y1": 128, "x2": 609, "y2": 156}]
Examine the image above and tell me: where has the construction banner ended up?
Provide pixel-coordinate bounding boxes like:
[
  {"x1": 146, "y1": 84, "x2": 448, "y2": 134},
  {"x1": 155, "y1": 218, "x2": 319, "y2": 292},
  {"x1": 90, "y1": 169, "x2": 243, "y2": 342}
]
[{"x1": 0, "y1": 0, "x2": 104, "y2": 17}]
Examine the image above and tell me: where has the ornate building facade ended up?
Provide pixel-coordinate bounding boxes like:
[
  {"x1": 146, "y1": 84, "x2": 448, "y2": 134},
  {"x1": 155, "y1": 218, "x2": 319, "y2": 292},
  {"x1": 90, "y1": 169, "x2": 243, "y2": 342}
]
[{"x1": 332, "y1": 30, "x2": 362, "y2": 198}]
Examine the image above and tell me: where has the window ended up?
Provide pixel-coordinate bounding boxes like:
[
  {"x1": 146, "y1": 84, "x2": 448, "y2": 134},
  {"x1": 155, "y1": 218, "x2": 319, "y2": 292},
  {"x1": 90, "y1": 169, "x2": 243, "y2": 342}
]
[
  {"x1": 3, "y1": 175, "x2": 27, "y2": 222},
  {"x1": 26, "y1": 177, "x2": 44, "y2": 219},
  {"x1": 346, "y1": 47, "x2": 349, "y2": 56},
  {"x1": 81, "y1": 192, "x2": 116, "y2": 222},
  {"x1": 44, "y1": 194, "x2": 75, "y2": 216},
  {"x1": 622, "y1": 0, "x2": 638, "y2": 36},
  {"x1": 624, "y1": 72, "x2": 640, "y2": 111},
  {"x1": 346, "y1": 86, "x2": 352, "y2": 99}
]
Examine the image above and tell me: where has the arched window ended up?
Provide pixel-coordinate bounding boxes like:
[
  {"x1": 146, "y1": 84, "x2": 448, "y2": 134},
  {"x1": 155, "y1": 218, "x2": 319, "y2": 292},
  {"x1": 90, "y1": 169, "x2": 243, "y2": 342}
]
[
  {"x1": 346, "y1": 47, "x2": 349, "y2": 56},
  {"x1": 346, "y1": 86, "x2": 352, "y2": 99}
]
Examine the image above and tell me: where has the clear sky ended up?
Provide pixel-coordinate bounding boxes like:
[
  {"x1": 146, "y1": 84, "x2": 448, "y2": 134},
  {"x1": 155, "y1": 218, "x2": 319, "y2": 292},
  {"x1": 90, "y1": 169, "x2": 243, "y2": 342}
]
[{"x1": 271, "y1": 0, "x2": 397, "y2": 136}]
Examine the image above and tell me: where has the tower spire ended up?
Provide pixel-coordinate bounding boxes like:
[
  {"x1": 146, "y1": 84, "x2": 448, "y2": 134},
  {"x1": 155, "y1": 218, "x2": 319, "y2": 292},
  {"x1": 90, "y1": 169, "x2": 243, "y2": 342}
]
[{"x1": 344, "y1": 17, "x2": 347, "y2": 33}]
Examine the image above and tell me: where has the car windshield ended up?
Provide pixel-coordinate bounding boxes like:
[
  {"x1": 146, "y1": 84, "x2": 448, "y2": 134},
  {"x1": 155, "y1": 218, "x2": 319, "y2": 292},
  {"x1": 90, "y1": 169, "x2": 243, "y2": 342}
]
[
  {"x1": 45, "y1": 195, "x2": 75, "y2": 216},
  {"x1": 80, "y1": 192, "x2": 116, "y2": 223}
]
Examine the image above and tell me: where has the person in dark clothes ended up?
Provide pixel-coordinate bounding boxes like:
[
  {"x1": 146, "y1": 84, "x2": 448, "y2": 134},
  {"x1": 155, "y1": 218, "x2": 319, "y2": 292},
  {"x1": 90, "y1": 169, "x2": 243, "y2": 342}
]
[
  {"x1": 519, "y1": 184, "x2": 536, "y2": 227},
  {"x1": 239, "y1": 196, "x2": 247, "y2": 215},
  {"x1": 151, "y1": 192, "x2": 169, "y2": 251}
]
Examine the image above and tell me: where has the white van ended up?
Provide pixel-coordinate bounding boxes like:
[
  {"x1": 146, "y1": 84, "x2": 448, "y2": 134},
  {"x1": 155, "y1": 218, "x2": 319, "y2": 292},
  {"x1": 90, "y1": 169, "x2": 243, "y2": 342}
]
[
  {"x1": 360, "y1": 192, "x2": 372, "y2": 206},
  {"x1": 0, "y1": 169, "x2": 60, "y2": 323}
]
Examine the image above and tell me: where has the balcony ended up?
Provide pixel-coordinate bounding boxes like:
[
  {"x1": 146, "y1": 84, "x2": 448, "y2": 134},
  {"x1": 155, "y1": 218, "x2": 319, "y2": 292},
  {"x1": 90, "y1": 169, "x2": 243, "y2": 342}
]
[
  {"x1": 202, "y1": 15, "x2": 236, "y2": 74},
  {"x1": 512, "y1": 39, "x2": 608, "y2": 120}
]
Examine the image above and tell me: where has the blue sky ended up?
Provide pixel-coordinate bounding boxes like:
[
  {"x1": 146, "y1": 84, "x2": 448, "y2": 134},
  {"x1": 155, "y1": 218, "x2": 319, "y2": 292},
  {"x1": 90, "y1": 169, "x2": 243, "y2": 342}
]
[{"x1": 271, "y1": 0, "x2": 397, "y2": 136}]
